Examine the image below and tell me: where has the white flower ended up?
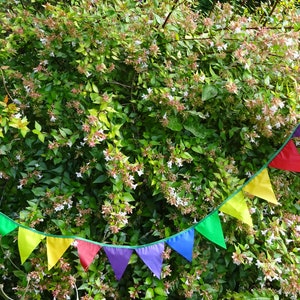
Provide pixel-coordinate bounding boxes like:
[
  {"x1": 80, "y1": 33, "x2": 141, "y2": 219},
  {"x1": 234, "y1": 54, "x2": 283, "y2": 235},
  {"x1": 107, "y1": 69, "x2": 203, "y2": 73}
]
[
  {"x1": 175, "y1": 158, "x2": 183, "y2": 167},
  {"x1": 24, "y1": 85, "x2": 31, "y2": 93},
  {"x1": 50, "y1": 115, "x2": 56, "y2": 122},
  {"x1": 76, "y1": 172, "x2": 82, "y2": 178},
  {"x1": 255, "y1": 260, "x2": 263, "y2": 268},
  {"x1": 54, "y1": 204, "x2": 64, "y2": 212},
  {"x1": 137, "y1": 169, "x2": 144, "y2": 176},
  {"x1": 40, "y1": 38, "x2": 48, "y2": 45}
]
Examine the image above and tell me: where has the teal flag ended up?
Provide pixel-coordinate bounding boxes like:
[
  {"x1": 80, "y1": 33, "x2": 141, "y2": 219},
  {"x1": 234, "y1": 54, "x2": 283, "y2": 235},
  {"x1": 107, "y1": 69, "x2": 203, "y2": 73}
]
[
  {"x1": 195, "y1": 211, "x2": 226, "y2": 249},
  {"x1": 0, "y1": 213, "x2": 18, "y2": 236}
]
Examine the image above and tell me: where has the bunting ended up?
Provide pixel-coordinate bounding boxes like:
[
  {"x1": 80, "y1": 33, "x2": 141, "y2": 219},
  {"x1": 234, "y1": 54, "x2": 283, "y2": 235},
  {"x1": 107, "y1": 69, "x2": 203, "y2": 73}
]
[
  {"x1": 47, "y1": 237, "x2": 74, "y2": 270},
  {"x1": 243, "y1": 168, "x2": 278, "y2": 204},
  {"x1": 166, "y1": 229, "x2": 195, "y2": 261},
  {"x1": 18, "y1": 227, "x2": 45, "y2": 264},
  {"x1": 195, "y1": 211, "x2": 226, "y2": 249},
  {"x1": 269, "y1": 140, "x2": 300, "y2": 172},
  {"x1": 220, "y1": 191, "x2": 253, "y2": 227},
  {"x1": 76, "y1": 239, "x2": 101, "y2": 271},
  {"x1": 292, "y1": 124, "x2": 300, "y2": 137},
  {"x1": 0, "y1": 213, "x2": 18, "y2": 236},
  {"x1": 104, "y1": 247, "x2": 133, "y2": 280},
  {"x1": 0, "y1": 124, "x2": 299, "y2": 279},
  {"x1": 136, "y1": 243, "x2": 164, "y2": 278}
]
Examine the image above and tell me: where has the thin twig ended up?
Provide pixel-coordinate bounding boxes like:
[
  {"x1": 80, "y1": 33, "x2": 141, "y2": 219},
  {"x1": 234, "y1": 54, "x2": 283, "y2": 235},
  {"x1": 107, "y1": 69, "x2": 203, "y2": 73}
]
[
  {"x1": 262, "y1": 0, "x2": 281, "y2": 26},
  {"x1": 162, "y1": 0, "x2": 182, "y2": 29},
  {"x1": 0, "y1": 67, "x2": 14, "y2": 102},
  {"x1": 0, "y1": 284, "x2": 14, "y2": 300}
]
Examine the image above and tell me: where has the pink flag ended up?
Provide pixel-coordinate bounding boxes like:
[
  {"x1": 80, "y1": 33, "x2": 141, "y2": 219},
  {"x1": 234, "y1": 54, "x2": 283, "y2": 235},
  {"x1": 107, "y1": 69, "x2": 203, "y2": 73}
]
[
  {"x1": 76, "y1": 239, "x2": 101, "y2": 271},
  {"x1": 136, "y1": 243, "x2": 164, "y2": 278},
  {"x1": 269, "y1": 140, "x2": 300, "y2": 172}
]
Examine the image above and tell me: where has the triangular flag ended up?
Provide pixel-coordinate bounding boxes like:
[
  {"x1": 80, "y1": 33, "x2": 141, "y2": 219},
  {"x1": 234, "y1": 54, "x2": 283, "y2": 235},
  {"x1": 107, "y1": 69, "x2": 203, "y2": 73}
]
[
  {"x1": 166, "y1": 229, "x2": 194, "y2": 261},
  {"x1": 76, "y1": 239, "x2": 101, "y2": 271},
  {"x1": 103, "y1": 247, "x2": 133, "y2": 280},
  {"x1": 243, "y1": 168, "x2": 278, "y2": 204},
  {"x1": 292, "y1": 124, "x2": 300, "y2": 138},
  {"x1": 136, "y1": 243, "x2": 164, "y2": 278},
  {"x1": 18, "y1": 227, "x2": 45, "y2": 264},
  {"x1": 269, "y1": 140, "x2": 300, "y2": 172},
  {"x1": 47, "y1": 237, "x2": 74, "y2": 270},
  {"x1": 0, "y1": 213, "x2": 18, "y2": 236},
  {"x1": 195, "y1": 211, "x2": 226, "y2": 249},
  {"x1": 220, "y1": 191, "x2": 253, "y2": 227}
]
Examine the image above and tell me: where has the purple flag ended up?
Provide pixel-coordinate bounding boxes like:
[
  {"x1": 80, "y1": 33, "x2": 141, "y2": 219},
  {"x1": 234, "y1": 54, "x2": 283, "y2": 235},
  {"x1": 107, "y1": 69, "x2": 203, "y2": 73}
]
[
  {"x1": 135, "y1": 243, "x2": 164, "y2": 278},
  {"x1": 292, "y1": 124, "x2": 300, "y2": 138},
  {"x1": 166, "y1": 229, "x2": 194, "y2": 261},
  {"x1": 103, "y1": 247, "x2": 133, "y2": 280}
]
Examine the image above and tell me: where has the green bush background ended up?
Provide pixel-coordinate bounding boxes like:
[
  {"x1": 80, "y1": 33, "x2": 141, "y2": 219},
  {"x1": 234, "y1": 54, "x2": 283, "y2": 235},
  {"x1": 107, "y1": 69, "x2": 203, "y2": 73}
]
[{"x1": 0, "y1": 0, "x2": 299, "y2": 299}]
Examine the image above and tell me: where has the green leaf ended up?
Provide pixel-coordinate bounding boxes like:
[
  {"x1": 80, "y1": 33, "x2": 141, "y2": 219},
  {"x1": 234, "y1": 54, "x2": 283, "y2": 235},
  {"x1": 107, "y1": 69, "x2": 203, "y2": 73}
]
[
  {"x1": 183, "y1": 118, "x2": 203, "y2": 138},
  {"x1": 35, "y1": 121, "x2": 42, "y2": 132},
  {"x1": 202, "y1": 85, "x2": 218, "y2": 101},
  {"x1": 145, "y1": 288, "x2": 154, "y2": 299},
  {"x1": 154, "y1": 287, "x2": 167, "y2": 296},
  {"x1": 32, "y1": 187, "x2": 46, "y2": 197},
  {"x1": 93, "y1": 175, "x2": 107, "y2": 183},
  {"x1": 166, "y1": 115, "x2": 183, "y2": 131},
  {"x1": 123, "y1": 192, "x2": 135, "y2": 202}
]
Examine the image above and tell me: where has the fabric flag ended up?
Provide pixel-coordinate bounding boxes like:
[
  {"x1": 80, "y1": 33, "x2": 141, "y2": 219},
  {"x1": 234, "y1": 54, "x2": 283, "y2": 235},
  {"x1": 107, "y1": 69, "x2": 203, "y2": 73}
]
[
  {"x1": 220, "y1": 191, "x2": 253, "y2": 227},
  {"x1": 243, "y1": 168, "x2": 278, "y2": 204},
  {"x1": 104, "y1": 247, "x2": 133, "y2": 280},
  {"x1": 18, "y1": 227, "x2": 45, "y2": 264},
  {"x1": 47, "y1": 236, "x2": 74, "y2": 270},
  {"x1": 76, "y1": 239, "x2": 101, "y2": 271},
  {"x1": 292, "y1": 124, "x2": 300, "y2": 138},
  {"x1": 166, "y1": 228, "x2": 194, "y2": 261},
  {"x1": 195, "y1": 211, "x2": 226, "y2": 249},
  {"x1": 0, "y1": 213, "x2": 18, "y2": 236},
  {"x1": 269, "y1": 140, "x2": 300, "y2": 172},
  {"x1": 135, "y1": 243, "x2": 164, "y2": 278}
]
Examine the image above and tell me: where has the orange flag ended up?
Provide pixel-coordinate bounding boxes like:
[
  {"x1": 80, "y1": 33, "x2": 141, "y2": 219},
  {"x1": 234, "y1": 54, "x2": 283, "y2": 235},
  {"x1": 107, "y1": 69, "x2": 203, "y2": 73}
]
[
  {"x1": 18, "y1": 227, "x2": 45, "y2": 264},
  {"x1": 220, "y1": 191, "x2": 253, "y2": 227},
  {"x1": 243, "y1": 168, "x2": 278, "y2": 204},
  {"x1": 47, "y1": 236, "x2": 74, "y2": 270}
]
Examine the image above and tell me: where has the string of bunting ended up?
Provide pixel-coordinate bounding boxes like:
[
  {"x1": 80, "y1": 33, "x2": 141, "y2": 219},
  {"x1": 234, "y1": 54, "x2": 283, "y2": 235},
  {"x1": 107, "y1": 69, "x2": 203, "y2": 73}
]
[{"x1": 0, "y1": 124, "x2": 299, "y2": 280}]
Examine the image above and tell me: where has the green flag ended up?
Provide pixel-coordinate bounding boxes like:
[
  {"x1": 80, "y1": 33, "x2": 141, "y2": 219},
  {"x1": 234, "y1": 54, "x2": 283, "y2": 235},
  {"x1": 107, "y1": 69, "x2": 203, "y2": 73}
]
[
  {"x1": 195, "y1": 211, "x2": 226, "y2": 249},
  {"x1": 0, "y1": 213, "x2": 18, "y2": 236}
]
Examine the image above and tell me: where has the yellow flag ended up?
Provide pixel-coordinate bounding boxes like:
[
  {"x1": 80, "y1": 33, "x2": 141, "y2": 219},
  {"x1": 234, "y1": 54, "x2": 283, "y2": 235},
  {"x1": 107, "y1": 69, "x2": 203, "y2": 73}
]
[
  {"x1": 220, "y1": 191, "x2": 253, "y2": 227},
  {"x1": 47, "y1": 236, "x2": 74, "y2": 270},
  {"x1": 243, "y1": 168, "x2": 278, "y2": 205},
  {"x1": 18, "y1": 227, "x2": 45, "y2": 264}
]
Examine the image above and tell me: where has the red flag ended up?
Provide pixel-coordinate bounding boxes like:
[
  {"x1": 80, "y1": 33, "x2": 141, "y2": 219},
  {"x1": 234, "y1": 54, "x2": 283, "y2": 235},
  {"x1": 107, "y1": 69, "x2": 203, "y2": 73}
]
[
  {"x1": 269, "y1": 140, "x2": 300, "y2": 172},
  {"x1": 76, "y1": 239, "x2": 101, "y2": 271}
]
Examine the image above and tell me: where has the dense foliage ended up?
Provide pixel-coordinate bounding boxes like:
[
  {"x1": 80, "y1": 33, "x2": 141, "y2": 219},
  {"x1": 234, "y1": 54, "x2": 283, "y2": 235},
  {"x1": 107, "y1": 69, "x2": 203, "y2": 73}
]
[{"x1": 0, "y1": 0, "x2": 299, "y2": 299}]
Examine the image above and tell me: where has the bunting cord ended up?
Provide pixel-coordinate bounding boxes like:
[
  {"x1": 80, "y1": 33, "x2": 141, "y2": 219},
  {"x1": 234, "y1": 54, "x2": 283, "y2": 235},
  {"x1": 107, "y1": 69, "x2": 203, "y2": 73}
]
[{"x1": 0, "y1": 124, "x2": 299, "y2": 250}]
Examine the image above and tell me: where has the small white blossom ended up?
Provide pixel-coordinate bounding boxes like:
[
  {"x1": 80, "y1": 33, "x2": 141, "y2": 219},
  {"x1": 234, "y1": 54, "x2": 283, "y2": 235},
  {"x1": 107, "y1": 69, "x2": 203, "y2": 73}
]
[
  {"x1": 50, "y1": 115, "x2": 57, "y2": 122},
  {"x1": 137, "y1": 169, "x2": 144, "y2": 176}
]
